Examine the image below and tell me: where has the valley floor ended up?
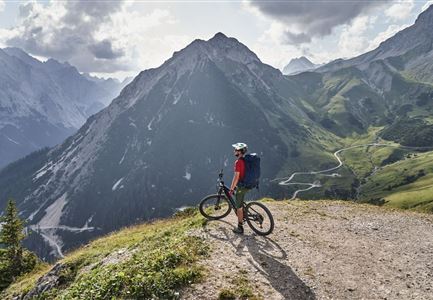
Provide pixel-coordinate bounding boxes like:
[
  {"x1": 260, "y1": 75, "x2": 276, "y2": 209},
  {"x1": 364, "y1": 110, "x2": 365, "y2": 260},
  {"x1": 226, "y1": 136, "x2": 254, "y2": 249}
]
[{"x1": 184, "y1": 200, "x2": 433, "y2": 300}]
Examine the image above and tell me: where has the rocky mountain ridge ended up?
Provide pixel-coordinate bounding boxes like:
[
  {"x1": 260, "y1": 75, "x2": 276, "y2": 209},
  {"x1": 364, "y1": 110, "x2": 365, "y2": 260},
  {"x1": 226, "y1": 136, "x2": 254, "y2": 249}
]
[
  {"x1": 0, "y1": 47, "x2": 127, "y2": 168},
  {"x1": 318, "y1": 5, "x2": 433, "y2": 84}
]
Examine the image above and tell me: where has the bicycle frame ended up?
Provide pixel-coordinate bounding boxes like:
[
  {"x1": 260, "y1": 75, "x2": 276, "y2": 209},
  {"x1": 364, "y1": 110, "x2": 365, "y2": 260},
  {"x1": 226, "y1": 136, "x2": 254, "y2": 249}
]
[{"x1": 216, "y1": 169, "x2": 244, "y2": 211}]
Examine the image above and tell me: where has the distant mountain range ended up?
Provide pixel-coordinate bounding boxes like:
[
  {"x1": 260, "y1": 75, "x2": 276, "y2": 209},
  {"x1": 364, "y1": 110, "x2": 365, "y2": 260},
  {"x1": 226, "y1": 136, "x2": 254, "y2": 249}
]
[
  {"x1": 1, "y1": 5, "x2": 433, "y2": 261},
  {"x1": 0, "y1": 48, "x2": 130, "y2": 168},
  {"x1": 317, "y1": 6, "x2": 433, "y2": 85},
  {"x1": 282, "y1": 56, "x2": 320, "y2": 75}
]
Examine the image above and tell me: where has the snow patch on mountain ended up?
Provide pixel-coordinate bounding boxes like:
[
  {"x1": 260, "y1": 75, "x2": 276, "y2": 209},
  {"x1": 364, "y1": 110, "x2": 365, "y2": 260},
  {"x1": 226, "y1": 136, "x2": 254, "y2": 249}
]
[
  {"x1": 84, "y1": 215, "x2": 94, "y2": 228},
  {"x1": 183, "y1": 166, "x2": 192, "y2": 181},
  {"x1": 119, "y1": 149, "x2": 127, "y2": 165},
  {"x1": 112, "y1": 178, "x2": 124, "y2": 191},
  {"x1": 204, "y1": 113, "x2": 225, "y2": 127},
  {"x1": 3, "y1": 134, "x2": 20, "y2": 145}
]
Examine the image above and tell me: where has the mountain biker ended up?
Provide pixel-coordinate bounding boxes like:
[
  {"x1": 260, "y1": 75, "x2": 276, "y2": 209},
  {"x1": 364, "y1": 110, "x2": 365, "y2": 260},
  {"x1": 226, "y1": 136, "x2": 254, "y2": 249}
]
[{"x1": 229, "y1": 142, "x2": 249, "y2": 234}]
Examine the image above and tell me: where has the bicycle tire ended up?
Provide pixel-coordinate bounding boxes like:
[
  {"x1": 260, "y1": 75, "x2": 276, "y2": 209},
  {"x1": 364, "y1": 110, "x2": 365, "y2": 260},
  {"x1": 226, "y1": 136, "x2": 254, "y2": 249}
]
[
  {"x1": 199, "y1": 194, "x2": 232, "y2": 220},
  {"x1": 245, "y1": 201, "x2": 274, "y2": 236}
]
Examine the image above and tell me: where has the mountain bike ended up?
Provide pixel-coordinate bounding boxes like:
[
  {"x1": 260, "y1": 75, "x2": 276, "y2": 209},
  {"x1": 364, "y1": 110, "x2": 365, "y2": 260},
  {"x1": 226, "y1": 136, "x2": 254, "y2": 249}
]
[{"x1": 199, "y1": 170, "x2": 274, "y2": 236}]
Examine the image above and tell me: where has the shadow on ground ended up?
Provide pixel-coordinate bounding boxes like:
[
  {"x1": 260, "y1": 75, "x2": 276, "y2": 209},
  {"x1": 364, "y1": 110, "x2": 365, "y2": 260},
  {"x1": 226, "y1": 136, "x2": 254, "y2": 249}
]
[{"x1": 204, "y1": 220, "x2": 316, "y2": 300}]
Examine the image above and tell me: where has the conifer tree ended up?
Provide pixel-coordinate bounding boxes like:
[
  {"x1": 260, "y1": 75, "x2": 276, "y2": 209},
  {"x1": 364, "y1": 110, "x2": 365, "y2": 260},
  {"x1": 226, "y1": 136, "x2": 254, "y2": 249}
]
[
  {"x1": 1, "y1": 199, "x2": 24, "y2": 281},
  {"x1": 0, "y1": 199, "x2": 37, "y2": 290}
]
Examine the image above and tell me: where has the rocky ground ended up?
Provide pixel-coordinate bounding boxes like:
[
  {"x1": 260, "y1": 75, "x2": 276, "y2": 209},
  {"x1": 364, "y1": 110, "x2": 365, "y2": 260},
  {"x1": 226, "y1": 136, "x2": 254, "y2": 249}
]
[{"x1": 183, "y1": 200, "x2": 433, "y2": 300}]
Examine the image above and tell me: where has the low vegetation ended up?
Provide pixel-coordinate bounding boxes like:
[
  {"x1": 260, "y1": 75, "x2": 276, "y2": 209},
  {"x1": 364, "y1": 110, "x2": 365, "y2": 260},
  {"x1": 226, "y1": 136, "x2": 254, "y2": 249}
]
[
  {"x1": 1, "y1": 210, "x2": 209, "y2": 299},
  {"x1": 359, "y1": 150, "x2": 433, "y2": 212},
  {"x1": 381, "y1": 118, "x2": 433, "y2": 147}
]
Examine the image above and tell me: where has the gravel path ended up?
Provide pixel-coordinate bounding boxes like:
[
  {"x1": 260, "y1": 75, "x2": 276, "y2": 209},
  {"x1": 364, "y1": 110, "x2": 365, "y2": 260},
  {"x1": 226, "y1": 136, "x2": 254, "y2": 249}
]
[{"x1": 183, "y1": 200, "x2": 433, "y2": 300}]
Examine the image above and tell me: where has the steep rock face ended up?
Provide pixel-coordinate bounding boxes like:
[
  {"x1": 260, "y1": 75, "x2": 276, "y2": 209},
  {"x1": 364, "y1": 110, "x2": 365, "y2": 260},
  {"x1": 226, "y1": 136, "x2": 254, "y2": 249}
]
[
  {"x1": 0, "y1": 48, "x2": 126, "y2": 168},
  {"x1": 0, "y1": 33, "x2": 332, "y2": 260}
]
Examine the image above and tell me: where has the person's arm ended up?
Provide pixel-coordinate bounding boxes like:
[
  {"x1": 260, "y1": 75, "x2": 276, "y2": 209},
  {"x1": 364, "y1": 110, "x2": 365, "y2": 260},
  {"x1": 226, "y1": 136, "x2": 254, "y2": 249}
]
[{"x1": 230, "y1": 172, "x2": 240, "y2": 194}]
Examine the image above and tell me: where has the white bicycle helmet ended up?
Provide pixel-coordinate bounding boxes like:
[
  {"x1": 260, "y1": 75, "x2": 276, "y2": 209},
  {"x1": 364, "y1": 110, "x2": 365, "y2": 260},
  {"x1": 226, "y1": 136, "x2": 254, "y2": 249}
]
[{"x1": 232, "y1": 142, "x2": 248, "y2": 152}]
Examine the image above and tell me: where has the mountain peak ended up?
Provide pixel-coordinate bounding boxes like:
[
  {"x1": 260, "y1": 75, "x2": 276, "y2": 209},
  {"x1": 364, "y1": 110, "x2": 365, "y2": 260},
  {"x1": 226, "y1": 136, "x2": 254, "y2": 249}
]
[
  {"x1": 166, "y1": 32, "x2": 261, "y2": 76},
  {"x1": 3, "y1": 47, "x2": 41, "y2": 68},
  {"x1": 210, "y1": 32, "x2": 228, "y2": 40},
  {"x1": 207, "y1": 32, "x2": 241, "y2": 48},
  {"x1": 283, "y1": 56, "x2": 317, "y2": 75}
]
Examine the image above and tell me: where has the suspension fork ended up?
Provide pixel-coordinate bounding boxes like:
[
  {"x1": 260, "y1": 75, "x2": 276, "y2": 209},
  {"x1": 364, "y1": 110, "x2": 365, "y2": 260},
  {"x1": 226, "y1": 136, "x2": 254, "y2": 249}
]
[{"x1": 215, "y1": 187, "x2": 227, "y2": 208}]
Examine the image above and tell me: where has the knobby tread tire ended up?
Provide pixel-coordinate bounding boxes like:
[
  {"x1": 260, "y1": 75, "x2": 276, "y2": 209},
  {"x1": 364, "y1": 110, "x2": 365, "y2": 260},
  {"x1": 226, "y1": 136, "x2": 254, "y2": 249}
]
[
  {"x1": 245, "y1": 201, "x2": 274, "y2": 236},
  {"x1": 199, "y1": 194, "x2": 232, "y2": 220}
]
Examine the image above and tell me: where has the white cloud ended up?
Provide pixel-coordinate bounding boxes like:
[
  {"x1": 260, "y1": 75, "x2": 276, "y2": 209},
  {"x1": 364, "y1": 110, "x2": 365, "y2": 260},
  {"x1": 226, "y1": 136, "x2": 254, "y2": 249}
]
[
  {"x1": 254, "y1": 21, "x2": 313, "y2": 70},
  {"x1": 4, "y1": 1, "x2": 125, "y2": 71},
  {"x1": 258, "y1": 21, "x2": 286, "y2": 44},
  {"x1": 0, "y1": 27, "x2": 15, "y2": 48},
  {"x1": 252, "y1": 41, "x2": 302, "y2": 70},
  {"x1": 0, "y1": 1, "x2": 5, "y2": 12},
  {"x1": 253, "y1": 14, "x2": 383, "y2": 71},
  {"x1": 385, "y1": 0, "x2": 414, "y2": 21},
  {"x1": 337, "y1": 15, "x2": 377, "y2": 59},
  {"x1": 95, "y1": 7, "x2": 191, "y2": 72},
  {"x1": 367, "y1": 23, "x2": 410, "y2": 51},
  {"x1": 245, "y1": 0, "x2": 391, "y2": 44},
  {"x1": 0, "y1": 1, "x2": 190, "y2": 77}
]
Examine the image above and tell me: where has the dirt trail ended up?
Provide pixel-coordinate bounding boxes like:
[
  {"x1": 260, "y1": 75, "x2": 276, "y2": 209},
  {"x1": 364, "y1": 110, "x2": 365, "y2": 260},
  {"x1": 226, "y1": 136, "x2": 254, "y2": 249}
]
[{"x1": 183, "y1": 201, "x2": 433, "y2": 300}]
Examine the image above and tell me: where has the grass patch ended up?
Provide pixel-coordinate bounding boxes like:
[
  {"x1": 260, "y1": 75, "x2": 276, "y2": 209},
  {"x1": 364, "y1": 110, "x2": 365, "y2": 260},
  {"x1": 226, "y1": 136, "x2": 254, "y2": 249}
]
[
  {"x1": 1, "y1": 211, "x2": 209, "y2": 299},
  {"x1": 1, "y1": 263, "x2": 51, "y2": 298},
  {"x1": 218, "y1": 289, "x2": 236, "y2": 300},
  {"x1": 218, "y1": 271, "x2": 263, "y2": 300},
  {"x1": 360, "y1": 150, "x2": 433, "y2": 212}
]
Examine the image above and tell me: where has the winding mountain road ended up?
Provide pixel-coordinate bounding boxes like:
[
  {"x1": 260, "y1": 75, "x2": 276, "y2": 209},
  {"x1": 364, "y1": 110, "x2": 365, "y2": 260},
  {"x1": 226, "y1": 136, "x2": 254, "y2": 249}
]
[{"x1": 276, "y1": 143, "x2": 433, "y2": 200}]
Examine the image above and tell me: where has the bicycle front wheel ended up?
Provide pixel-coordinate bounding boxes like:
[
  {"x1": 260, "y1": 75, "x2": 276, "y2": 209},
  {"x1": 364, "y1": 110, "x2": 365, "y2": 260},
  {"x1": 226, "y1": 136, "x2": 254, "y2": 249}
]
[
  {"x1": 199, "y1": 194, "x2": 232, "y2": 220},
  {"x1": 245, "y1": 201, "x2": 274, "y2": 236}
]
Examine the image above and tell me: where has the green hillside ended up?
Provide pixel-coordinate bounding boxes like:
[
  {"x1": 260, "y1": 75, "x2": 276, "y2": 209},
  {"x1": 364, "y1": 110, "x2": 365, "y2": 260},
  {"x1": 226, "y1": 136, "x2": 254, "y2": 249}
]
[
  {"x1": 1, "y1": 210, "x2": 207, "y2": 299},
  {"x1": 283, "y1": 125, "x2": 433, "y2": 213},
  {"x1": 359, "y1": 150, "x2": 433, "y2": 211}
]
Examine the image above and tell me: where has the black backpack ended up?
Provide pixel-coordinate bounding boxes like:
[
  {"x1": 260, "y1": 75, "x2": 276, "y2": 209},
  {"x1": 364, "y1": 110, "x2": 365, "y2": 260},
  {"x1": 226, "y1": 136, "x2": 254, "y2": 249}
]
[{"x1": 239, "y1": 153, "x2": 260, "y2": 189}]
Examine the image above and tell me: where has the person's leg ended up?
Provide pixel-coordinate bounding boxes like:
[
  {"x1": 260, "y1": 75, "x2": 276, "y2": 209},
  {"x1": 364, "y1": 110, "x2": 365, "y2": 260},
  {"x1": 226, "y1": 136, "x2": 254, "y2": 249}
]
[
  {"x1": 236, "y1": 207, "x2": 243, "y2": 224},
  {"x1": 233, "y1": 187, "x2": 248, "y2": 233}
]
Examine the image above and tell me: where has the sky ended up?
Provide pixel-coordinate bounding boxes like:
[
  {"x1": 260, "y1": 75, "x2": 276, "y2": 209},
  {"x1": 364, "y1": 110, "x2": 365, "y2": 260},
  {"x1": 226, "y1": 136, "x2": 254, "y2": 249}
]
[{"x1": 0, "y1": 0, "x2": 432, "y2": 80}]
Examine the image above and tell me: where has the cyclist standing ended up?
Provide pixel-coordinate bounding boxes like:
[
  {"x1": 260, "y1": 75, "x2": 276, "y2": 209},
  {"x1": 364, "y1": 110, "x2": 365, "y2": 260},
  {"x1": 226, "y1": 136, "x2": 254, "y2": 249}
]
[{"x1": 229, "y1": 142, "x2": 249, "y2": 234}]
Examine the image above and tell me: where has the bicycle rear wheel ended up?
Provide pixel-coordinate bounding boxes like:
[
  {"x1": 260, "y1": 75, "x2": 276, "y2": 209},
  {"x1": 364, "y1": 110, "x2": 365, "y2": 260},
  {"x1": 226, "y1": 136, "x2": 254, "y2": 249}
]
[
  {"x1": 199, "y1": 194, "x2": 232, "y2": 220},
  {"x1": 245, "y1": 201, "x2": 274, "y2": 236}
]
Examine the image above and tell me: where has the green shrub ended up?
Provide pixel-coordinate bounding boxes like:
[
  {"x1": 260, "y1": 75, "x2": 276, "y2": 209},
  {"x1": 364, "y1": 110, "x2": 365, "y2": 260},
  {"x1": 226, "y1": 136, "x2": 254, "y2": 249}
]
[{"x1": 218, "y1": 289, "x2": 236, "y2": 300}]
